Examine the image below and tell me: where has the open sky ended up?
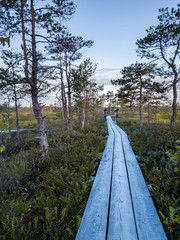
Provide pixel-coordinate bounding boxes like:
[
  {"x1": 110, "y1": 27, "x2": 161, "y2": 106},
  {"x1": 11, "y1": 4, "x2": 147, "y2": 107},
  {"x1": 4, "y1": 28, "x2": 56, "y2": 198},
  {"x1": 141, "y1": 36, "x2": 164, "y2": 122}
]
[{"x1": 66, "y1": 0, "x2": 179, "y2": 93}]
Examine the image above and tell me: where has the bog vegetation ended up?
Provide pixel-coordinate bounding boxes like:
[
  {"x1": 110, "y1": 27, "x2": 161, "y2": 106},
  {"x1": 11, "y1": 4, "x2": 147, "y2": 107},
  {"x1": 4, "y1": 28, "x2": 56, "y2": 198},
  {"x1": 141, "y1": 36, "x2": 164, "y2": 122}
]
[
  {"x1": 0, "y1": 0, "x2": 179, "y2": 239},
  {"x1": 0, "y1": 106, "x2": 179, "y2": 239},
  {"x1": 0, "y1": 107, "x2": 107, "y2": 239}
]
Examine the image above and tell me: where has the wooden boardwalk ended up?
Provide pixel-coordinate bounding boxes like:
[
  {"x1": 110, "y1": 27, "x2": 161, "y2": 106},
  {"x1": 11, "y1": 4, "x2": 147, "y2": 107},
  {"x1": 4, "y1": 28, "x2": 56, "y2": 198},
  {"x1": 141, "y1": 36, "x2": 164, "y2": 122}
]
[{"x1": 76, "y1": 116, "x2": 167, "y2": 240}]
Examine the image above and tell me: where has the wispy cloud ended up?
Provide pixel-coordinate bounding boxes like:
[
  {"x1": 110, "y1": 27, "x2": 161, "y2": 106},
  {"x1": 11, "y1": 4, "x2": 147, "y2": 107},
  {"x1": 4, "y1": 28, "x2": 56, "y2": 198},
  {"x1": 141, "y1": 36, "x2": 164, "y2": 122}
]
[
  {"x1": 96, "y1": 68, "x2": 121, "y2": 73},
  {"x1": 93, "y1": 67, "x2": 121, "y2": 94},
  {"x1": 94, "y1": 67, "x2": 120, "y2": 86}
]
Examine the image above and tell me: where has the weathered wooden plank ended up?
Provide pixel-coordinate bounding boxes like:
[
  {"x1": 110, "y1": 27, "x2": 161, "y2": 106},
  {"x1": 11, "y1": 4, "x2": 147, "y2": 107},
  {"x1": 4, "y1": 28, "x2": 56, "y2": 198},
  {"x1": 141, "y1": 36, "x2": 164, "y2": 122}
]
[
  {"x1": 107, "y1": 118, "x2": 138, "y2": 240},
  {"x1": 76, "y1": 116, "x2": 167, "y2": 240},
  {"x1": 75, "y1": 119, "x2": 114, "y2": 240},
  {"x1": 114, "y1": 123, "x2": 167, "y2": 240}
]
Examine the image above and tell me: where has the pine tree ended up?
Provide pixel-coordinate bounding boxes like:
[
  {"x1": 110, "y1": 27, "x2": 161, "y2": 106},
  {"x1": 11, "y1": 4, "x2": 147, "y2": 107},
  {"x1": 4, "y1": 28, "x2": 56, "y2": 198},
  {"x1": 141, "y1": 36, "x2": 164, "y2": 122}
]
[
  {"x1": 136, "y1": 5, "x2": 180, "y2": 128},
  {"x1": 111, "y1": 63, "x2": 157, "y2": 126},
  {"x1": 0, "y1": 0, "x2": 75, "y2": 154}
]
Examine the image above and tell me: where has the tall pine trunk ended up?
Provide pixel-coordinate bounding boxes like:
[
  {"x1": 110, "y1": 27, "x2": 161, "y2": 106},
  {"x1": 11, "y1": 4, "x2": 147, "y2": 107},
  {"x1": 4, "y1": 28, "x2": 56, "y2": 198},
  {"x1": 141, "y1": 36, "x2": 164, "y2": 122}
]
[
  {"x1": 60, "y1": 66, "x2": 69, "y2": 130},
  {"x1": 21, "y1": 0, "x2": 48, "y2": 154},
  {"x1": 82, "y1": 102, "x2": 85, "y2": 129},
  {"x1": 31, "y1": 0, "x2": 48, "y2": 154},
  {"x1": 139, "y1": 76, "x2": 143, "y2": 126},
  {"x1": 82, "y1": 91, "x2": 86, "y2": 129},
  {"x1": 14, "y1": 85, "x2": 20, "y2": 141},
  {"x1": 65, "y1": 53, "x2": 73, "y2": 130},
  {"x1": 31, "y1": 89, "x2": 48, "y2": 154},
  {"x1": 170, "y1": 72, "x2": 178, "y2": 129},
  {"x1": 67, "y1": 85, "x2": 73, "y2": 129},
  {"x1": 85, "y1": 91, "x2": 89, "y2": 125}
]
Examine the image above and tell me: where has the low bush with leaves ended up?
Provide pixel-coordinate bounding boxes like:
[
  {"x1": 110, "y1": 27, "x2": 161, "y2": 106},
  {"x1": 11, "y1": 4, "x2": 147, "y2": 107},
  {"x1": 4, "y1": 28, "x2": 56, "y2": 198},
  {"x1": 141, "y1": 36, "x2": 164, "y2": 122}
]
[
  {"x1": 0, "y1": 118, "x2": 107, "y2": 240},
  {"x1": 1, "y1": 112, "x2": 179, "y2": 240},
  {"x1": 118, "y1": 120, "x2": 180, "y2": 240}
]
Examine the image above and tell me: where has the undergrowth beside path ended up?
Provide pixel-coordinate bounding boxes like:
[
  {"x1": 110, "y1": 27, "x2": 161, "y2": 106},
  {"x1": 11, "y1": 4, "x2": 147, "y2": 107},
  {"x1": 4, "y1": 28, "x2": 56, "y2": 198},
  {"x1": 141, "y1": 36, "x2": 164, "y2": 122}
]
[
  {"x1": 118, "y1": 120, "x2": 180, "y2": 240},
  {"x1": 0, "y1": 119, "x2": 107, "y2": 240},
  {"x1": 0, "y1": 116, "x2": 179, "y2": 239}
]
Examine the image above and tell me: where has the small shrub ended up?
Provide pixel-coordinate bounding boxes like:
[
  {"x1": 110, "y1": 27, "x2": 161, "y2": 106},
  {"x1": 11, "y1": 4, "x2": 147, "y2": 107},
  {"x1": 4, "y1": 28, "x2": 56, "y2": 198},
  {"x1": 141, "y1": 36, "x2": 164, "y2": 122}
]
[
  {"x1": 119, "y1": 122, "x2": 180, "y2": 240},
  {"x1": 0, "y1": 119, "x2": 107, "y2": 240}
]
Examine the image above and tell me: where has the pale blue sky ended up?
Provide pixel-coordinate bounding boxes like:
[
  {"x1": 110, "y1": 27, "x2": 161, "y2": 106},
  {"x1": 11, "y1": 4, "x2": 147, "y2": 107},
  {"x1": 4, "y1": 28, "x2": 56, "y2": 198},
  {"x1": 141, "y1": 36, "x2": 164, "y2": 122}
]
[
  {"x1": 68, "y1": 0, "x2": 179, "y2": 68},
  {"x1": 66, "y1": 0, "x2": 179, "y2": 93}
]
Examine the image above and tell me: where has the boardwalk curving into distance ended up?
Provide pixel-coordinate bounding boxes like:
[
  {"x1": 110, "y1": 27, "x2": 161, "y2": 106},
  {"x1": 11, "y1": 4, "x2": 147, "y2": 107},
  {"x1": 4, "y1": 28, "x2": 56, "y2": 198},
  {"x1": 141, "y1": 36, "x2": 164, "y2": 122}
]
[{"x1": 76, "y1": 116, "x2": 167, "y2": 240}]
